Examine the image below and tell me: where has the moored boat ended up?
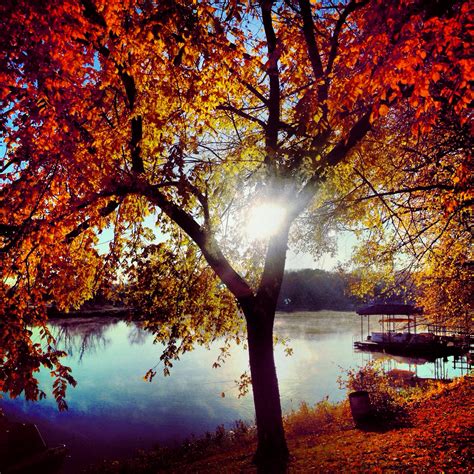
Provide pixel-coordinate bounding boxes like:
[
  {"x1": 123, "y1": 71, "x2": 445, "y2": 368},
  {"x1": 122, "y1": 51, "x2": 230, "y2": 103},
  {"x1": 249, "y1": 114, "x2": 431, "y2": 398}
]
[{"x1": 354, "y1": 304, "x2": 471, "y2": 360}]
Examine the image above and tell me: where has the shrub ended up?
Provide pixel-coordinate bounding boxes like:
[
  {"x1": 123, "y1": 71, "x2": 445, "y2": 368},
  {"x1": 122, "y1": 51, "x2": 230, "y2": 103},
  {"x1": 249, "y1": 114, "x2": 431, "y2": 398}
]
[
  {"x1": 284, "y1": 397, "x2": 352, "y2": 437},
  {"x1": 339, "y1": 361, "x2": 408, "y2": 424}
]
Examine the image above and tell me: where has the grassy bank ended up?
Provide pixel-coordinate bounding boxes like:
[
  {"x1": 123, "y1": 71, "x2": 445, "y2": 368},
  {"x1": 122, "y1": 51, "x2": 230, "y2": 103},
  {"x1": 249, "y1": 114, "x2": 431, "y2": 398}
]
[{"x1": 89, "y1": 375, "x2": 472, "y2": 473}]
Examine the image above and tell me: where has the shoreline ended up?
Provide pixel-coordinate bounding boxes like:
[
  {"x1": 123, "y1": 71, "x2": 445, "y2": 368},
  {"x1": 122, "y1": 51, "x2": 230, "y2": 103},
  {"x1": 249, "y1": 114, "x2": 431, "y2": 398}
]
[{"x1": 84, "y1": 376, "x2": 473, "y2": 473}]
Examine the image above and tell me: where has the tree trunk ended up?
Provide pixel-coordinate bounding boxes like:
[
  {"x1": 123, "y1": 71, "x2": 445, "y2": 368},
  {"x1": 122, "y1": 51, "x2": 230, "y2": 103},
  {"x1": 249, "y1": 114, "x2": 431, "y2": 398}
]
[{"x1": 244, "y1": 303, "x2": 289, "y2": 470}]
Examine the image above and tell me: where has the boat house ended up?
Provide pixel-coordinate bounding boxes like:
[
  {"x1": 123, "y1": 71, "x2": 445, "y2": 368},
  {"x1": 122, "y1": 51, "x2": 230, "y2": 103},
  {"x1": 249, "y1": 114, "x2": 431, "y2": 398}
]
[{"x1": 354, "y1": 304, "x2": 470, "y2": 360}]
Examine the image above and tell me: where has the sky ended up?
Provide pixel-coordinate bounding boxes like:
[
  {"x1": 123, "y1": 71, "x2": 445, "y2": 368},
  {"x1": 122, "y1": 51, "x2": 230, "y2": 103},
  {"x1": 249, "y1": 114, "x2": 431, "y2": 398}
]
[
  {"x1": 286, "y1": 231, "x2": 356, "y2": 271},
  {"x1": 96, "y1": 215, "x2": 357, "y2": 273}
]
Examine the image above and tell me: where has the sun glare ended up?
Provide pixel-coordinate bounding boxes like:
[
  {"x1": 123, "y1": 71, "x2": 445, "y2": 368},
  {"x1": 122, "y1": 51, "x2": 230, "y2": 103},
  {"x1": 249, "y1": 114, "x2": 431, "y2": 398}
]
[{"x1": 245, "y1": 203, "x2": 287, "y2": 241}]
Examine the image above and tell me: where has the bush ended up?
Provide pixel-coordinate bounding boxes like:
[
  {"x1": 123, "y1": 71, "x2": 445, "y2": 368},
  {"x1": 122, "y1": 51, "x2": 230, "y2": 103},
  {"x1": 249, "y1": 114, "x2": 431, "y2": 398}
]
[{"x1": 339, "y1": 361, "x2": 409, "y2": 424}]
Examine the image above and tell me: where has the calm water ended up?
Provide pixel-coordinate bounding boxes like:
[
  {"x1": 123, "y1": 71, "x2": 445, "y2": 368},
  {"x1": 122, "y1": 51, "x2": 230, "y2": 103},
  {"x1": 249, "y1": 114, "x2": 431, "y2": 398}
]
[{"x1": 1, "y1": 311, "x2": 468, "y2": 471}]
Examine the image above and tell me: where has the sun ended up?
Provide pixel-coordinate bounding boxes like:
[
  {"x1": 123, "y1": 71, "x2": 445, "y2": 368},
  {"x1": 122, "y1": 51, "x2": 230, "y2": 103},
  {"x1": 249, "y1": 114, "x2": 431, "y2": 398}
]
[{"x1": 245, "y1": 202, "x2": 287, "y2": 241}]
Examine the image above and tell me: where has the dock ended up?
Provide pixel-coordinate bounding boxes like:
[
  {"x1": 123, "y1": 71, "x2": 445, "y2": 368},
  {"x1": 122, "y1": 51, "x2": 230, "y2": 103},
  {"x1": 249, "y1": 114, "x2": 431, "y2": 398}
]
[{"x1": 354, "y1": 304, "x2": 472, "y2": 362}]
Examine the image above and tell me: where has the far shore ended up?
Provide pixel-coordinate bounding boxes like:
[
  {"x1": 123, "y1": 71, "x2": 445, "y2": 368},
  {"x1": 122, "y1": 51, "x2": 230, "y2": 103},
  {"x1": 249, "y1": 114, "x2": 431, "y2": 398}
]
[{"x1": 47, "y1": 305, "x2": 356, "y2": 319}]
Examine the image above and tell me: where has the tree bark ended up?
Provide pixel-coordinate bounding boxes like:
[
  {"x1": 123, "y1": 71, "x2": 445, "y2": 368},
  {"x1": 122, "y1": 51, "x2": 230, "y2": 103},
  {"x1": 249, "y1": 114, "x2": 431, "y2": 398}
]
[
  {"x1": 240, "y1": 224, "x2": 291, "y2": 470},
  {"x1": 245, "y1": 303, "x2": 289, "y2": 470}
]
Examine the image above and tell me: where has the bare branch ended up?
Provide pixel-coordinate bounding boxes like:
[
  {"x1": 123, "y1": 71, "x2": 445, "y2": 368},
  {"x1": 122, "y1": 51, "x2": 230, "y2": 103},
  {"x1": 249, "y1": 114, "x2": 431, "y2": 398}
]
[
  {"x1": 354, "y1": 168, "x2": 416, "y2": 254},
  {"x1": 356, "y1": 183, "x2": 455, "y2": 202},
  {"x1": 217, "y1": 105, "x2": 267, "y2": 128}
]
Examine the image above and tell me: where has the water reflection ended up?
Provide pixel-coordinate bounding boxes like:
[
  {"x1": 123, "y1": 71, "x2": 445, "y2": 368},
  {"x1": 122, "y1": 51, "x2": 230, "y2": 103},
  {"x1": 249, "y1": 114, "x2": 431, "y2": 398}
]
[
  {"x1": 1, "y1": 311, "x2": 469, "y2": 473},
  {"x1": 368, "y1": 350, "x2": 471, "y2": 380},
  {"x1": 50, "y1": 317, "x2": 119, "y2": 361},
  {"x1": 127, "y1": 324, "x2": 148, "y2": 346}
]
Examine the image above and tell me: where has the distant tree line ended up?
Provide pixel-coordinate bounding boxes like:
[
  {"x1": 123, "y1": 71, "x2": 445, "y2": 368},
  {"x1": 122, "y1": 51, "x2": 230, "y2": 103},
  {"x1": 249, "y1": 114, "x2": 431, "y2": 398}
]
[
  {"x1": 277, "y1": 269, "x2": 360, "y2": 312},
  {"x1": 63, "y1": 268, "x2": 413, "y2": 315}
]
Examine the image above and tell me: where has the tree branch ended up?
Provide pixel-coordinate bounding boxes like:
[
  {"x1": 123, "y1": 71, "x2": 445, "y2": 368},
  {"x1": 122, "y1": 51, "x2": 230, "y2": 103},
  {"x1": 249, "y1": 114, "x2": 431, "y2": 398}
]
[
  {"x1": 217, "y1": 105, "x2": 267, "y2": 128},
  {"x1": 228, "y1": 66, "x2": 269, "y2": 106},
  {"x1": 356, "y1": 183, "x2": 456, "y2": 202},
  {"x1": 295, "y1": 111, "x2": 371, "y2": 216},
  {"x1": 79, "y1": 5, "x2": 144, "y2": 174},
  {"x1": 354, "y1": 168, "x2": 416, "y2": 254},
  {"x1": 131, "y1": 116, "x2": 144, "y2": 173},
  {"x1": 261, "y1": 0, "x2": 280, "y2": 159},
  {"x1": 137, "y1": 181, "x2": 254, "y2": 300},
  {"x1": 298, "y1": 0, "x2": 327, "y2": 104},
  {"x1": 326, "y1": 0, "x2": 369, "y2": 75},
  {"x1": 65, "y1": 199, "x2": 122, "y2": 243}
]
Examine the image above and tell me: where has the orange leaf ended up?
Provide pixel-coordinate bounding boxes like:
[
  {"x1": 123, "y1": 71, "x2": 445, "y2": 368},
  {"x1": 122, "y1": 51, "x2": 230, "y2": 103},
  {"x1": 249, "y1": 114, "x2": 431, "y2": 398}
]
[{"x1": 379, "y1": 104, "x2": 389, "y2": 116}]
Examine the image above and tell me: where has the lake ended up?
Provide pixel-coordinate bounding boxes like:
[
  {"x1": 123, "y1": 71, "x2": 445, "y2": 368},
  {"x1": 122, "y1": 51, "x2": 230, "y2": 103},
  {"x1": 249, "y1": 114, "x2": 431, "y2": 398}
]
[{"x1": 1, "y1": 311, "x2": 468, "y2": 472}]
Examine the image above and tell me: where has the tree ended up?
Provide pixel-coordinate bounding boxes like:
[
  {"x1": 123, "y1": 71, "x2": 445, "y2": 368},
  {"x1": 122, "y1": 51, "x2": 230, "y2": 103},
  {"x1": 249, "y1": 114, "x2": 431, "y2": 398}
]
[
  {"x1": 332, "y1": 85, "x2": 472, "y2": 329},
  {"x1": 0, "y1": 0, "x2": 470, "y2": 467}
]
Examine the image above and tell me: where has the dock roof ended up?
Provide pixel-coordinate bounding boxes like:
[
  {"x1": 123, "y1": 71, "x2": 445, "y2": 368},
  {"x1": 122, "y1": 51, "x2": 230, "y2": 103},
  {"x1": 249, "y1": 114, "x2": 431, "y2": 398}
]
[{"x1": 356, "y1": 304, "x2": 423, "y2": 316}]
